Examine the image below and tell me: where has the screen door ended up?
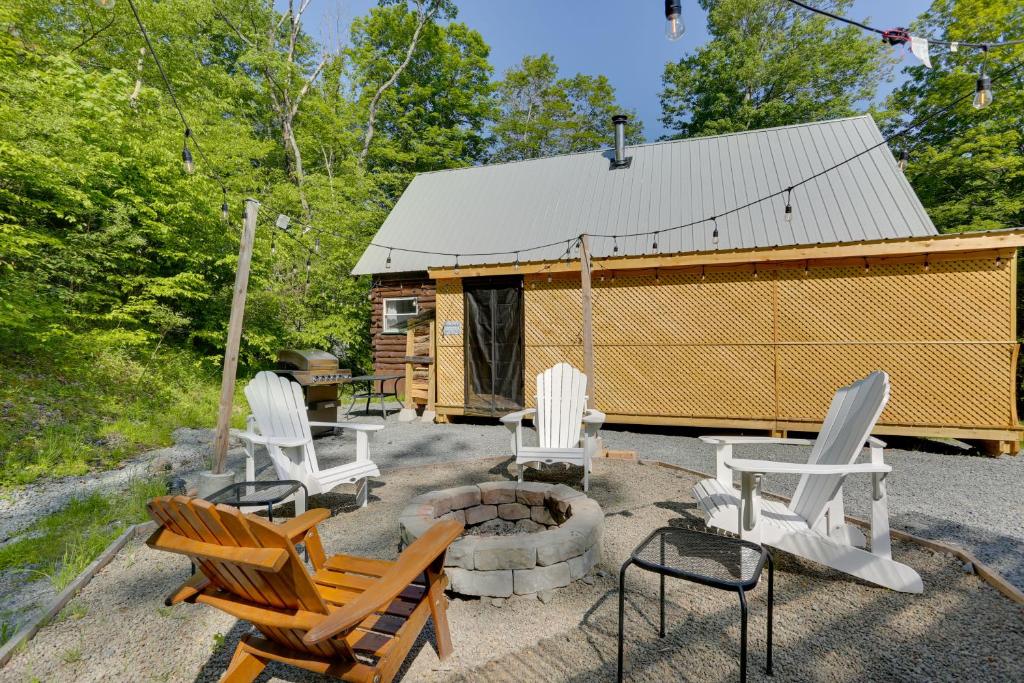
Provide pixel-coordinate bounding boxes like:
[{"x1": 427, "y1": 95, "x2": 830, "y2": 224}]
[{"x1": 463, "y1": 276, "x2": 524, "y2": 415}]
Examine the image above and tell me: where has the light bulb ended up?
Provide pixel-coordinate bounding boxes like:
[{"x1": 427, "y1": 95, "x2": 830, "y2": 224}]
[
  {"x1": 665, "y1": 1, "x2": 684, "y2": 40},
  {"x1": 95, "y1": 0, "x2": 116, "y2": 8},
  {"x1": 182, "y1": 145, "x2": 194, "y2": 174},
  {"x1": 221, "y1": 200, "x2": 228, "y2": 222},
  {"x1": 973, "y1": 75, "x2": 993, "y2": 110},
  {"x1": 784, "y1": 204, "x2": 793, "y2": 222},
  {"x1": 898, "y1": 150, "x2": 909, "y2": 172}
]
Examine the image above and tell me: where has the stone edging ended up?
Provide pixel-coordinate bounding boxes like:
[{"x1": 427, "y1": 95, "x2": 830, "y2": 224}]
[
  {"x1": 0, "y1": 520, "x2": 158, "y2": 669},
  {"x1": 643, "y1": 459, "x2": 1024, "y2": 606},
  {"x1": 399, "y1": 482, "x2": 603, "y2": 598}
]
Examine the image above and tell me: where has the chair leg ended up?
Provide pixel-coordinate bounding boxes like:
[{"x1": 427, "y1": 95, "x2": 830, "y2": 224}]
[
  {"x1": 617, "y1": 561, "x2": 631, "y2": 682},
  {"x1": 221, "y1": 640, "x2": 267, "y2": 683},
  {"x1": 766, "y1": 550, "x2": 774, "y2": 676},
  {"x1": 426, "y1": 561, "x2": 454, "y2": 660},
  {"x1": 356, "y1": 477, "x2": 368, "y2": 508},
  {"x1": 738, "y1": 588, "x2": 748, "y2": 683},
  {"x1": 659, "y1": 534, "x2": 666, "y2": 638}
]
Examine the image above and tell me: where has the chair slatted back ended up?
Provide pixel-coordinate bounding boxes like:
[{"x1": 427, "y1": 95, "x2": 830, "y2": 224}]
[
  {"x1": 147, "y1": 496, "x2": 349, "y2": 659},
  {"x1": 535, "y1": 363, "x2": 588, "y2": 449},
  {"x1": 245, "y1": 371, "x2": 321, "y2": 481},
  {"x1": 790, "y1": 371, "x2": 890, "y2": 525}
]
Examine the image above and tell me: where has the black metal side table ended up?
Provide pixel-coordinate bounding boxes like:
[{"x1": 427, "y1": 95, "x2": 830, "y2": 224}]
[
  {"x1": 617, "y1": 526, "x2": 774, "y2": 682},
  {"x1": 205, "y1": 480, "x2": 308, "y2": 522}
]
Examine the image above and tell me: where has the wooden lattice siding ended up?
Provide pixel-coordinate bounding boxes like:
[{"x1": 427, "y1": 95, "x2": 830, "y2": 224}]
[
  {"x1": 516, "y1": 252, "x2": 1018, "y2": 436},
  {"x1": 431, "y1": 247, "x2": 1020, "y2": 448},
  {"x1": 434, "y1": 279, "x2": 464, "y2": 407}
]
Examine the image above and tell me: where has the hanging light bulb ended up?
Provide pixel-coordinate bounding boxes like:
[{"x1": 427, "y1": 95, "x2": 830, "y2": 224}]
[
  {"x1": 547, "y1": 271, "x2": 553, "y2": 284},
  {"x1": 270, "y1": 231, "x2": 275, "y2": 256},
  {"x1": 182, "y1": 128, "x2": 194, "y2": 175},
  {"x1": 220, "y1": 188, "x2": 229, "y2": 223},
  {"x1": 974, "y1": 72, "x2": 993, "y2": 110},
  {"x1": 974, "y1": 47, "x2": 993, "y2": 110},
  {"x1": 305, "y1": 254, "x2": 311, "y2": 286},
  {"x1": 453, "y1": 256, "x2": 459, "y2": 275},
  {"x1": 652, "y1": 232, "x2": 659, "y2": 251},
  {"x1": 898, "y1": 149, "x2": 909, "y2": 172},
  {"x1": 314, "y1": 237, "x2": 320, "y2": 254},
  {"x1": 711, "y1": 217, "x2": 719, "y2": 247},
  {"x1": 664, "y1": 0, "x2": 684, "y2": 41},
  {"x1": 784, "y1": 188, "x2": 794, "y2": 223},
  {"x1": 385, "y1": 248, "x2": 392, "y2": 269},
  {"x1": 95, "y1": 0, "x2": 116, "y2": 8},
  {"x1": 514, "y1": 252, "x2": 520, "y2": 270},
  {"x1": 612, "y1": 236, "x2": 619, "y2": 254}
]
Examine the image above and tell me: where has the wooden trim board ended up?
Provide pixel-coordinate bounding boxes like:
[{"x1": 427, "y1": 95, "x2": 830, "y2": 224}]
[
  {"x1": 0, "y1": 521, "x2": 158, "y2": 668},
  {"x1": 429, "y1": 229, "x2": 1024, "y2": 278}
]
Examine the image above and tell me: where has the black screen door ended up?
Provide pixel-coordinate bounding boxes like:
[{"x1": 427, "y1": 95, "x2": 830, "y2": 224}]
[{"x1": 463, "y1": 276, "x2": 524, "y2": 415}]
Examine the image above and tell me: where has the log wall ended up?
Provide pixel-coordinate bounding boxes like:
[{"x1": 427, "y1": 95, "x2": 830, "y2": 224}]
[{"x1": 370, "y1": 275, "x2": 435, "y2": 396}]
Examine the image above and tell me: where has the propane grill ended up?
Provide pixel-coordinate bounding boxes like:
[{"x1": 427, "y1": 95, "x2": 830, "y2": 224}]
[{"x1": 274, "y1": 349, "x2": 351, "y2": 435}]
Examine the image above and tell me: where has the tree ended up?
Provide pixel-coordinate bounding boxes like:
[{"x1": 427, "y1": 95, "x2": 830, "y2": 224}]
[
  {"x1": 345, "y1": 1, "x2": 492, "y2": 181},
  {"x1": 880, "y1": 0, "x2": 1024, "y2": 233},
  {"x1": 660, "y1": 0, "x2": 892, "y2": 138},
  {"x1": 490, "y1": 54, "x2": 643, "y2": 162}
]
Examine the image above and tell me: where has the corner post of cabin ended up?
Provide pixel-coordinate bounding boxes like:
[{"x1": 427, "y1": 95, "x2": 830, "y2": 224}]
[{"x1": 579, "y1": 234, "x2": 595, "y2": 410}]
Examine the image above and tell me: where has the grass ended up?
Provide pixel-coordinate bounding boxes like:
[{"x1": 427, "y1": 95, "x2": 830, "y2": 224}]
[
  {"x1": 0, "y1": 341, "x2": 248, "y2": 486},
  {"x1": 0, "y1": 478, "x2": 168, "y2": 591}
]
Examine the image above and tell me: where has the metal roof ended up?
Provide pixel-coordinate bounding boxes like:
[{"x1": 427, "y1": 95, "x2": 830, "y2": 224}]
[{"x1": 352, "y1": 116, "x2": 936, "y2": 275}]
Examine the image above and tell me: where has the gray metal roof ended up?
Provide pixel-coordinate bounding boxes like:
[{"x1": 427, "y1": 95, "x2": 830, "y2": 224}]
[{"x1": 352, "y1": 116, "x2": 936, "y2": 275}]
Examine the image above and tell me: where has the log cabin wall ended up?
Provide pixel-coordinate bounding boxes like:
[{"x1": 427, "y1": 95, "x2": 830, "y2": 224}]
[{"x1": 370, "y1": 274, "x2": 435, "y2": 396}]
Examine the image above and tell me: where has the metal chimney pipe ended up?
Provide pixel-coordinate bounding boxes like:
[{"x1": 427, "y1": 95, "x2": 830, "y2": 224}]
[{"x1": 611, "y1": 114, "x2": 632, "y2": 169}]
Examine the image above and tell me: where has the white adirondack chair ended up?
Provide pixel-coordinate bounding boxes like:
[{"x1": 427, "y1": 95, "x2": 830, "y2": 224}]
[
  {"x1": 233, "y1": 371, "x2": 382, "y2": 510},
  {"x1": 500, "y1": 363, "x2": 605, "y2": 491},
  {"x1": 693, "y1": 371, "x2": 923, "y2": 593}
]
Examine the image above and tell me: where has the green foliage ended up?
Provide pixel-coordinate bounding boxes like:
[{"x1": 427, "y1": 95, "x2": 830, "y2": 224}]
[
  {"x1": 0, "y1": 478, "x2": 168, "y2": 593},
  {"x1": 490, "y1": 54, "x2": 644, "y2": 162},
  {"x1": 880, "y1": 0, "x2": 1024, "y2": 233},
  {"x1": 660, "y1": 0, "x2": 893, "y2": 137}
]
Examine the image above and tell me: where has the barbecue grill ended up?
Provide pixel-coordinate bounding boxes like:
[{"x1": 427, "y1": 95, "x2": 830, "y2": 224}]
[{"x1": 275, "y1": 349, "x2": 351, "y2": 435}]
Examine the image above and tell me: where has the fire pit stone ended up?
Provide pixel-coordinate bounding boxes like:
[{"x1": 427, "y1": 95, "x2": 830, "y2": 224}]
[{"x1": 399, "y1": 481, "x2": 603, "y2": 597}]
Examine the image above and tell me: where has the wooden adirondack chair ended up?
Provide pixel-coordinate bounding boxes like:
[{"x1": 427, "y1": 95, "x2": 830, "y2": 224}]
[
  {"x1": 146, "y1": 495, "x2": 463, "y2": 683},
  {"x1": 692, "y1": 371, "x2": 923, "y2": 593},
  {"x1": 234, "y1": 372, "x2": 382, "y2": 509},
  {"x1": 500, "y1": 363, "x2": 605, "y2": 491}
]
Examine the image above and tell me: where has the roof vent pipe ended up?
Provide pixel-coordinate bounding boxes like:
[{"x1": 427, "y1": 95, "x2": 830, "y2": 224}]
[{"x1": 610, "y1": 114, "x2": 632, "y2": 170}]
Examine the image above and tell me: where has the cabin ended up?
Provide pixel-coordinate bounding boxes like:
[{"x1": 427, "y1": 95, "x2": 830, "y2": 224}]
[{"x1": 353, "y1": 116, "x2": 1023, "y2": 454}]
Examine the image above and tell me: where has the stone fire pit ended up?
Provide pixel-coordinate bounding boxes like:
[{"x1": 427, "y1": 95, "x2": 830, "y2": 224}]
[{"x1": 399, "y1": 482, "x2": 603, "y2": 598}]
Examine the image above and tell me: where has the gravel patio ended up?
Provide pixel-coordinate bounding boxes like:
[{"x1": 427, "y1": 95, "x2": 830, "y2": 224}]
[{"x1": 3, "y1": 456, "x2": 1022, "y2": 683}]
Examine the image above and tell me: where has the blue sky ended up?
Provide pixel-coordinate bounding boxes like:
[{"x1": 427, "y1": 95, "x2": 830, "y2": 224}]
[{"x1": 297, "y1": 0, "x2": 935, "y2": 140}]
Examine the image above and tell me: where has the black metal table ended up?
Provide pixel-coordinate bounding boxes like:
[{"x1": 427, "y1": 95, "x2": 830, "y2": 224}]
[
  {"x1": 345, "y1": 373, "x2": 403, "y2": 419},
  {"x1": 205, "y1": 480, "x2": 308, "y2": 523},
  {"x1": 617, "y1": 526, "x2": 774, "y2": 682}
]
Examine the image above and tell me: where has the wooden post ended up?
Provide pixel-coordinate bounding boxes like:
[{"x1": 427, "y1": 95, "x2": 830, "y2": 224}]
[
  {"x1": 212, "y1": 198, "x2": 259, "y2": 474},
  {"x1": 579, "y1": 234, "x2": 595, "y2": 409}
]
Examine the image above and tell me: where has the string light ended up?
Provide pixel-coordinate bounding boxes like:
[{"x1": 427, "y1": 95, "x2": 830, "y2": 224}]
[
  {"x1": 655, "y1": 267, "x2": 661, "y2": 283},
  {"x1": 898, "y1": 149, "x2": 909, "y2": 172},
  {"x1": 784, "y1": 188, "x2": 793, "y2": 222},
  {"x1": 700, "y1": 266, "x2": 706, "y2": 281},
  {"x1": 924, "y1": 255, "x2": 931, "y2": 272},
  {"x1": 270, "y1": 230, "x2": 275, "y2": 256},
  {"x1": 514, "y1": 252, "x2": 520, "y2": 270},
  {"x1": 974, "y1": 48, "x2": 993, "y2": 109},
  {"x1": 612, "y1": 236, "x2": 619, "y2": 254},
  {"x1": 711, "y1": 217, "x2": 719, "y2": 247},
  {"x1": 182, "y1": 128, "x2": 194, "y2": 175},
  {"x1": 665, "y1": 0, "x2": 684, "y2": 40},
  {"x1": 547, "y1": 273, "x2": 553, "y2": 284},
  {"x1": 652, "y1": 232, "x2": 659, "y2": 251},
  {"x1": 314, "y1": 237, "x2": 320, "y2": 254},
  {"x1": 305, "y1": 254, "x2": 311, "y2": 286},
  {"x1": 453, "y1": 255, "x2": 459, "y2": 275},
  {"x1": 220, "y1": 188, "x2": 229, "y2": 223},
  {"x1": 385, "y1": 248, "x2": 392, "y2": 269}
]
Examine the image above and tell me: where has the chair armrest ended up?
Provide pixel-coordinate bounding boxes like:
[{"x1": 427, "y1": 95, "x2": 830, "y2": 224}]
[
  {"x1": 582, "y1": 409, "x2": 606, "y2": 425},
  {"x1": 724, "y1": 459, "x2": 892, "y2": 475},
  {"x1": 303, "y1": 520, "x2": 464, "y2": 646},
  {"x1": 700, "y1": 435, "x2": 816, "y2": 447},
  {"x1": 231, "y1": 430, "x2": 311, "y2": 449},
  {"x1": 867, "y1": 436, "x2": 886, "y2": 448},
  {"x1": 500, "y1": 409, "x2": 536, "y2": 426},
  {"x1": 276, "y1": 508, "x2": 331, "y2": 541},
  {"x1": 308, "y1": 422, "x2": 384, "y2": 432}
]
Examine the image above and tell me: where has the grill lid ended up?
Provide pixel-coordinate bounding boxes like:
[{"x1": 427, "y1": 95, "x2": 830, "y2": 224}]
[{"x1": 276, "y1": 349, "x2": 339, "y2": 372}]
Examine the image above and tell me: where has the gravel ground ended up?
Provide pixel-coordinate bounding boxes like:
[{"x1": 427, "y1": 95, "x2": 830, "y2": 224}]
[{"x1": 3, "y1": 458, "x2": 1021, "y2": 683}]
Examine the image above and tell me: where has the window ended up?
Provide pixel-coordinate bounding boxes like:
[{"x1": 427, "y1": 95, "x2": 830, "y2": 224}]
[{"x1": 383, "y1": 297, "x2": 418, "y2": 333}]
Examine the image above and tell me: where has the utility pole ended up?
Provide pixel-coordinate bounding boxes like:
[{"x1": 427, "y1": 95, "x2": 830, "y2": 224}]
[
  {"x1": 579, "y1": 234, "x2": 595, "y2": 409},
  {"x1": 212, "y1": 198, "x2": 259, "y2": 473}
]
